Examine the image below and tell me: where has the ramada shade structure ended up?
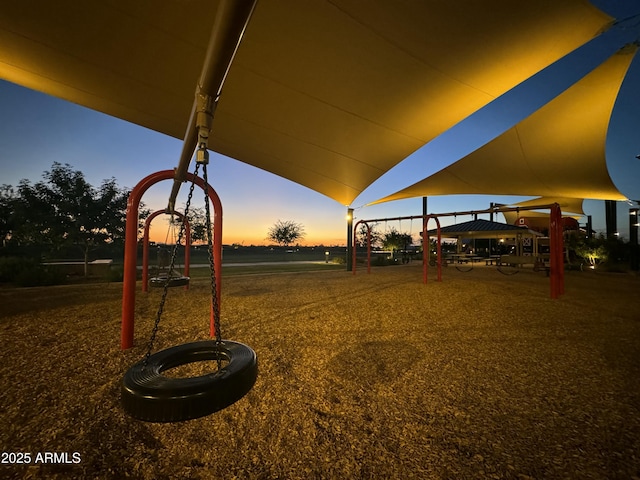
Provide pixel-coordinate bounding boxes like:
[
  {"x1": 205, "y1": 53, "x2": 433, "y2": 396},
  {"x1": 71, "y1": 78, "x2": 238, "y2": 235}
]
[
  {"x1": 0, "y1": 0, "x2": 614, "y2": 206},
  {"x1": 377, "y1": 45, "x2": 638, "y2": 204},
  {"x1": 427, "y1": 219, "x2": 543, "y2": 241}
]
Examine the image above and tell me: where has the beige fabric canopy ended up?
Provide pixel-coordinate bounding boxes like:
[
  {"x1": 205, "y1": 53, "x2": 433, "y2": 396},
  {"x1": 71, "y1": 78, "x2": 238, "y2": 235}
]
[
  {"x1": 501, "y1": 210, "x2": 583, "y2": 225},
  {"x1": 507, "y1": 197, "x2": 586, "y2": 215},
  {"x1": 0, "y1": 0, "x2": 612, "y2": 205},
  {"x1": 377, "y1": 46, "x2": 637, "y2": 204},
  {"x1": 498, "y1": 197, "x2": 586, "y2": 224}
]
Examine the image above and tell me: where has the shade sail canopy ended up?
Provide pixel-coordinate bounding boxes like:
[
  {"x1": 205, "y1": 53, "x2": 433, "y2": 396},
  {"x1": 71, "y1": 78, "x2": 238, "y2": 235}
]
[
  {"x1": 507, "y1": 197, "x2": 585, "y2": 215},
  {"x1": 501, "y1": 210, "x2": 583, "y2": 225},
  {"x1": 427, "y1": 219, "x2": 542, "y2": 240},
  {"x1": 0, "y1": 0, "x2": 612, "y2": 205},
  {"x1": 377, "y1": 46, "x2": 637, "y2": 204}
]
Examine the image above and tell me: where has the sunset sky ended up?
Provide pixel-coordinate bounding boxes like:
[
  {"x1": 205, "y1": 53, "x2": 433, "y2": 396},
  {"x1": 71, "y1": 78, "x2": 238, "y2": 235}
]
[{"x1": 1, "y1": 0, "x2": 639, "y2": 246}]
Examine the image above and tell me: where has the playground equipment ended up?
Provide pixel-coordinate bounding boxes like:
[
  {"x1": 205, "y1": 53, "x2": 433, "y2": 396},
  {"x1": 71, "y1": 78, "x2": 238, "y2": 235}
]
[
  {"x1": 120, "y1": 1, "x2": 258, "y2": 422},
  {"x1": 353, "y1": 214, "x2": 443, "y2": 284},
  {"x1": 120, "y1": 165, "x2": 257, "y2": 422},
  {"x1": 352, "y1": 204, "x2": 565, "y2": 299},
  {"x1": 120, "y1": 169, "x2": 222, "y2": 349},
  {"x1": 142, "y1": 209, "x2": 191, "y2": 291}
]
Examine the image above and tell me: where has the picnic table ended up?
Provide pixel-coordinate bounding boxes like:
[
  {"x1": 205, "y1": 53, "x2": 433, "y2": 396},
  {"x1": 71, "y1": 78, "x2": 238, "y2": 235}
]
[
  {"x1": 448, "y1": 254, "x2": 483, "y2": 272},
  {"x1": 497, "y1": 255, "x2": 549, "y2": 275},
  {"x1": 485, "y1": 255, "x2": 501, "y2": 266}
]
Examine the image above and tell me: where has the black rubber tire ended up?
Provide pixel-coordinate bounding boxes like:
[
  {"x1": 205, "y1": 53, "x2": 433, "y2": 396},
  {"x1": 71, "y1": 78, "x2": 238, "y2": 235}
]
[
  {"x1": 121, "y1": 340, "x2": 258, "y2": 422},
  {"x1": 149, "y1": 275, "x2": 190, "y2": 288}
]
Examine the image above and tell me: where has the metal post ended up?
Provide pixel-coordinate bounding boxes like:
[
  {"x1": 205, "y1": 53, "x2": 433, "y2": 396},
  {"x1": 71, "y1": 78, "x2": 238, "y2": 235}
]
[
  {"x1": 346, "y1": 208, "x2": 354, "y2": 271},
  {"x1": 587, "y1": 215, "x2": 593, "y2": 239},
  {"x1": 605, "y1": 200, "x2": 617, "y2": 238}
]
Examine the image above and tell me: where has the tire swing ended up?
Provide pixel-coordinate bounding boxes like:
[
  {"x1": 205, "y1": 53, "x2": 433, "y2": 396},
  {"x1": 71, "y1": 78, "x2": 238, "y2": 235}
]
[
  {"x1": 122, "y1": 160, "x2": 258, "y2": 423},
  {"x1": 149, "y1": 218, "x2": 190, "y2": 289},
  {"x1": 497, "y1": 261, "x2": 520, "y2": 276}
]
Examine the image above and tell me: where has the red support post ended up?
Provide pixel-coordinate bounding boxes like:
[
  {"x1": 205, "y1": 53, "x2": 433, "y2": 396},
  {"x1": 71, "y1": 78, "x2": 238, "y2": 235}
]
[
  {"x1": 352, "y1": 220, "x2": 372, "y2": 275},
  {"x1": 422, "y1": 215, "x2": 442, "y2": 284},
  {"x1": 549, "y1": 203, "x2": 565, "y2": 299},
  {"x1": 121, "y1": 170, "x2": 222, "y2": 349}
]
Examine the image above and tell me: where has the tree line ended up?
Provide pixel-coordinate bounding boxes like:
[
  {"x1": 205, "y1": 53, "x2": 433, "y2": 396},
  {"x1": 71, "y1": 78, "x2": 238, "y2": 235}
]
[
  {"x1": 0, "y1": 163, "x2": 135, "y2": 279},
  {"x1": 0, "y1": 162, "x2": 217, "y2": 284}
]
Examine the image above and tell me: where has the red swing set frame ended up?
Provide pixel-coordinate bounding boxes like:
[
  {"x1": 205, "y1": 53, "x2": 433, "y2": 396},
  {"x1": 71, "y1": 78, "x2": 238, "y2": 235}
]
[
  {"x1": 120, "y1": 169, "x2": 223, "y2": 350},
  {"x1": 352, "y1": 204, "x2": 565, "y2": 299}
]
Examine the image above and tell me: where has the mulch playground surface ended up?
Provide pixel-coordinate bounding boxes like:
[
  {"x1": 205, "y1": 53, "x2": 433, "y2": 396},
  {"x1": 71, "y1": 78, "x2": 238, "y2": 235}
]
[{"x1": 1, "y1": 265, "x2": 639, "y2": 479}]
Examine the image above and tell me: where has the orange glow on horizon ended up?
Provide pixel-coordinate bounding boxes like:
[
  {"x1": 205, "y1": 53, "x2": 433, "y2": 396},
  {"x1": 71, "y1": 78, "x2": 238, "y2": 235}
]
[{"x1": 147, "y1": 224, "x2": 347, "y2": 247}]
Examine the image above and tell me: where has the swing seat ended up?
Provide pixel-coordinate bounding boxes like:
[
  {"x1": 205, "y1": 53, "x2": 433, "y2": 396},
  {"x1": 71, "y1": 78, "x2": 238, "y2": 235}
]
[
  {"x1": 149, "y1": 273, "x2": 190, "y2": 288},
  {"x1": 121, "y1": 340, "x2": 258, "y2": 422}
]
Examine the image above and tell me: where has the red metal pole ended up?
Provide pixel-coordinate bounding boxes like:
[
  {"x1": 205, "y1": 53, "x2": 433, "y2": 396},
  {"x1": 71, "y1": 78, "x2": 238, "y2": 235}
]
[
  {"x1": 423, "y1": 215, "x2": 442, "y2": 284},
  {"x1": 366, "y1": 224, "x2": 372, "y2": 274},
  {"x1": 423, "y1": 216, "x2": 427, "y2": 284},
  {"x1": 352, "y1": 220, "x2": 362, "y2": 275},
  {"x1": 352, "y1": 220, "x2": 359, "y2": 274},
  {"x1": 549, "y1": 203, "x2": 565, "y2": 299},
  {"x1": 121, "y1": 170, "x2": 222, "y2": 349},
  {"x1": 556, "y1": 205, "x2": 565, "y2": 296},
  {"x1": 352, "y1": 220, "x2": 373, "y2": 275},
  {"x1": 142, "y1": 215, "x2": 152, "y2": 293},
  {"x1": 434, "y1": 216, "x2": 442, "y2": 282},
  {"x1": 184, "y1": 221, "x2": 191, "y2": 291},
  {"x1": 550, "y1": 205, "x2": 557, "y2": 299}
]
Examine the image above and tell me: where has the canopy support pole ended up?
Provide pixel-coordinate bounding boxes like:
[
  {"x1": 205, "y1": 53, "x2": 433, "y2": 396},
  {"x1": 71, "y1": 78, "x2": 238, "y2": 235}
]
[{"x1": 168, "y1": 0, "x2": 257, "y2": 212}]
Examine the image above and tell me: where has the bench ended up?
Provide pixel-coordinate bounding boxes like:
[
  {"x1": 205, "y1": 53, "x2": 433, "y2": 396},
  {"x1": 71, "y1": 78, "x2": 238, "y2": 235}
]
[
  {"x1": 41, "y1": 259, "x2": 113, "y2": 278},
  {"x1": 498, "y1": 255, "x2": 549, "y2": 275}
]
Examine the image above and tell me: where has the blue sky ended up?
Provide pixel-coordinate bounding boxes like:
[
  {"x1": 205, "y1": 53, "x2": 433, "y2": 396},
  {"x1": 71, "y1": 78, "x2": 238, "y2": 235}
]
[{"x1": 1, "y1": 0, "x2": 639, "y2": 246}]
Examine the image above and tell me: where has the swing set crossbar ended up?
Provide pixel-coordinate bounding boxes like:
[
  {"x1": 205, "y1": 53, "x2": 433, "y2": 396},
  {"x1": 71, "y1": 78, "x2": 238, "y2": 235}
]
[{"x1": 351, "y1": 203, "x2": 565, "y2": 299}]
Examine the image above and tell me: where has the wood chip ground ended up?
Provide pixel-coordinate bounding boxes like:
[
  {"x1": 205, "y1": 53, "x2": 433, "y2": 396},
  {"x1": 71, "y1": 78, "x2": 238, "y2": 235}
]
[{"x1": 1, "y1": 265, "x2": 639, "y2": 479}]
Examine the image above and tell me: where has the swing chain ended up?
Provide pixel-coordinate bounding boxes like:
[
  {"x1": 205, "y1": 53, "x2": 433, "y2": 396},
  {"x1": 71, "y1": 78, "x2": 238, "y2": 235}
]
[
  {"x1": 202, "y1": 162, "x2": 222, "y2": 350},
  {"x1": 143, "y1": 162, "x2": 201, "y2": 367}
]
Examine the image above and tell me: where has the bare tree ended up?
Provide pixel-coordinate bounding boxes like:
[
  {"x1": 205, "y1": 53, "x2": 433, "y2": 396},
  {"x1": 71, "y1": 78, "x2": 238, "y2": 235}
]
[{"x1": 267, "y1": 220, "x2": 305, "y2": 247}]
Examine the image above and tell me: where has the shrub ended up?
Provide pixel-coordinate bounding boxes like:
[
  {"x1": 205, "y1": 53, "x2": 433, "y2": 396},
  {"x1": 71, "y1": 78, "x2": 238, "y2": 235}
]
[
  {"x1": 0, "y1": 256, "x2": 67, "y2": 286},
  {"x1": 107, "y1": 266, "x2": 124, "y2": 282},
  {"x1": 0, "y1": 256, "x2": 27, "y2": 282}
]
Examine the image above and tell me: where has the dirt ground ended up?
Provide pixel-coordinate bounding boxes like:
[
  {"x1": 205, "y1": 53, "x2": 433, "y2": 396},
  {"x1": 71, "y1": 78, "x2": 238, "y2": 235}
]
[{"x1": 1, "y1": 264, "x2": 639, "y2": 479}]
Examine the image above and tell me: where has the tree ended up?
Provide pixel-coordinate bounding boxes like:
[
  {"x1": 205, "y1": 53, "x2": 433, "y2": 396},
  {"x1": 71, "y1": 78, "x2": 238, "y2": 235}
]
[
  {"x1": 11, "y1": 163, "x2": 131, "y2": 276},
  {"x1": 0, "y1": 185, "x2": 18, "y2": 247},
  {"x1": 381, "y1": 227, "x2": 413, "y2": 252},
  {"x1": 356, "y1": 222, "x2": 382, "y2": 248},
  {"x1": 267, "y1": 219, "x2": 305, "y2": 247},
  {"x1": 172, "y1": 206, "x2": 210, "y2": 244}
]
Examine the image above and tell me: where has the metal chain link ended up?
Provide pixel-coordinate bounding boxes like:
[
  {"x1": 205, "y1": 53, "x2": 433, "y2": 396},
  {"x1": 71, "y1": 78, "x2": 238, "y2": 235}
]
[
  {"x1": 202, "y1": 162, "x2": 223, "y2": 371},
  {"x1": 143, "y1": 163, "x2": 201, "y2": 367}
]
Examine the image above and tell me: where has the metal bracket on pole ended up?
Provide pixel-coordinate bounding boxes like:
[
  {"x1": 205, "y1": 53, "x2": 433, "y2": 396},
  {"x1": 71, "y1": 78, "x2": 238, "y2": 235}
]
[
  {"x1": 167, "y1": 0, "x2": 258, "y2": 212},
  {"x1": 196, "y1": 92, "x2": 215, "y2": 164}
]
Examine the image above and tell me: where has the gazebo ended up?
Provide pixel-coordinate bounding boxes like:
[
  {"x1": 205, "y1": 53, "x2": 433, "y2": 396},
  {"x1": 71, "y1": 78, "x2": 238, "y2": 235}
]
[{"x1": 427, "y1": 218, "x2": 544, "y2": 257}]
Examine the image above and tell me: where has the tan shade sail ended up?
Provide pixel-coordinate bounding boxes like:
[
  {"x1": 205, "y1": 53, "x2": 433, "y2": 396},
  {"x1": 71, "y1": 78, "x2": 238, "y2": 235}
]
[
  {"x1": 508, "y1": 197, "x2": 585, "y2": 215},
  {"x1": 376, "y1": 46, "x2": 637, "y2": 205},
  {"x1": 501, "y1": 210, "x2": 583, "y2": 225},
  {"x1": 0, "y1": 1, "x2": 612, "y2": 205}
]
